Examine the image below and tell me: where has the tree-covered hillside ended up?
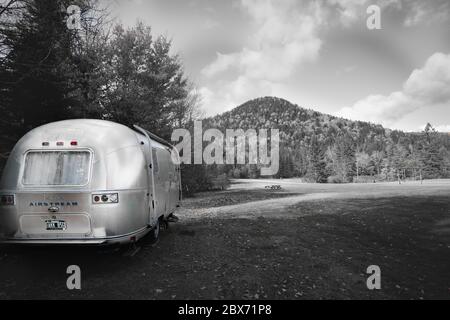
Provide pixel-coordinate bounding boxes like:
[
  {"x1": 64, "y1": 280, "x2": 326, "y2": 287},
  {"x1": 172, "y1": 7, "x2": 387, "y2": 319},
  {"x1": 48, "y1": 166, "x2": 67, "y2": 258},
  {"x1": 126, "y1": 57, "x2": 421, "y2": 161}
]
[{"x1": 202, "y1": 96, "x2": 450, "y2": 183}]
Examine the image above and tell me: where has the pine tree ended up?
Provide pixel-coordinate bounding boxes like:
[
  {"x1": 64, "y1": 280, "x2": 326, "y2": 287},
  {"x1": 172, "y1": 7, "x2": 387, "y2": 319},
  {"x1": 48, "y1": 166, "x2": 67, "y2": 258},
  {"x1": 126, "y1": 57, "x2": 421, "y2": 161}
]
[
  {"x1": 421, "y1": 124, "x2": 443, "y2": 179},
  {"x1": 334, "y1": 133, "x2": 356, "y2": 182},
  {"x1": 103, "y1": 23, "x2": 190, "y2": 138},
  {"x1": 306, "y1": 135, "x2": 327, "y2": 183},
  {"x1": 0, "y1": 0, "x2": 105, "y2": 136}
]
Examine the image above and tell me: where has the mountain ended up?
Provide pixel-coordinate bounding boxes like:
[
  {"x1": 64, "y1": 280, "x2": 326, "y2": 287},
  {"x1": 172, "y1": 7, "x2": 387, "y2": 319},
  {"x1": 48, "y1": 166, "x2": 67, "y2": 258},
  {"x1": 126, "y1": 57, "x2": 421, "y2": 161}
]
[{"x1": 202, "y1": 97, "x2": 450, "y2": 182}]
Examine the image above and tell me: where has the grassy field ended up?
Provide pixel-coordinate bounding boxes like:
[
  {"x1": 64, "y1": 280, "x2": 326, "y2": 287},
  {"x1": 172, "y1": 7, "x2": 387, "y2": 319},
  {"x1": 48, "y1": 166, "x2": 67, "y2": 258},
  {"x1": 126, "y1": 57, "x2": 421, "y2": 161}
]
[{"x1": 0, "y1": 179, "x2": 449, "y2": 299}]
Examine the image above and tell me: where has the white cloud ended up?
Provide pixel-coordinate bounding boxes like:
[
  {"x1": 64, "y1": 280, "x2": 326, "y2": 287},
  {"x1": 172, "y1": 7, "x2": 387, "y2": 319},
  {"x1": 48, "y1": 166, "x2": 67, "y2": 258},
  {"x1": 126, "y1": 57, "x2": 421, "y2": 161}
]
[
  {"x1": 199, "y1": 77, "x2": 275, "y2": 115},
  {"x1": 434, "y1": 125, "x2": 450, "y2": 133},
  {"x1": 198, "y1": 87, "x2": 214, "y2": 107},
  {"x1": 202, "y1": 0, "x2": 324, "y2": 82},
  {"x1": 199, "y1": 0, "x2": 326, "y2": 113},
  {"x1": 202, "y1": 53, "x2": 236, "y2": 77},
  {"x1": 328, "y1": 0, "x2": 401, "y2": 27},
  {"x1": 328, "y1": 0, "x2": 366, "y2": 27},
  {"x1": 329, "y1": 0, "x2": 450, "y2": 28},
  {"x1": 337, "y1": 53, "x2": 450, "y2": 126},
  {"x1": 201, "y1": 18, "x2": 220, "y2": 30},
  {"x1": 198, "y1": 0, "x2": 450, "y2": 115},
  {"x1": 198, "y1": 0, "x2": 404, "y2": 114},
  {"x1": 404, "y1": 0, "x2": 450, "y2": 27}
]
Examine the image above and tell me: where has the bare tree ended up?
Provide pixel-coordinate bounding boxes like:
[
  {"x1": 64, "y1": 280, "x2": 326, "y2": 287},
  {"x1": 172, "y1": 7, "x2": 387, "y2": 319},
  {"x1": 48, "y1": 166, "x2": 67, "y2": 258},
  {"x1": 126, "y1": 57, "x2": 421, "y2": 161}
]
[{"x1": 0, "y1": 0, "x2": 24, "y2": 17}]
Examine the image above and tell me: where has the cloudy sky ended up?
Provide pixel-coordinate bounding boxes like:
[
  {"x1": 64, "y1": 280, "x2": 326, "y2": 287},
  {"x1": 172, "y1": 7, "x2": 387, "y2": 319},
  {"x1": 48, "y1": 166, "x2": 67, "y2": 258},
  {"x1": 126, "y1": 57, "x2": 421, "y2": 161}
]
[{"x1": 108, "y1": 0, "x2": 450, "y2": 132}]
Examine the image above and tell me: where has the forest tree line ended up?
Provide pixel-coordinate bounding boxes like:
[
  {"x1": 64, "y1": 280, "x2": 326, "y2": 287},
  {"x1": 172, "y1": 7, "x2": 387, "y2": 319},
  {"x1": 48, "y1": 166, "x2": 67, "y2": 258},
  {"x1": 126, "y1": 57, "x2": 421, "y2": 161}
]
[{"x1": 201, "y1": 97, "x2": 450, "y2": 187}]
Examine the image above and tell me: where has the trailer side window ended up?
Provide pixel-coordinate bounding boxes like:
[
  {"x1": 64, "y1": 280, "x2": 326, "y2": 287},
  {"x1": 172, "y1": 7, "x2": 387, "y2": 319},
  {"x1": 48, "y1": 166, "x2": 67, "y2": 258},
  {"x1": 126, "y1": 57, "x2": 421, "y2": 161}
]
[
  {"x1": 23, "y1": 151, "x2": 91, "y2": 186},
  {"x1": 152, "y1": 149, "x2": 159, "y2": 173}
]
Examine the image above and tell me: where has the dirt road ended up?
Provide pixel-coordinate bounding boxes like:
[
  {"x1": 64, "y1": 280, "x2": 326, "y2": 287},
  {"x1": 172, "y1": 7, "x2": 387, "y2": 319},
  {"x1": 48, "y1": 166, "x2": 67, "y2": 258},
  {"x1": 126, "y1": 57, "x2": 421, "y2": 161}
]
[{"x1": 1, "y1": 180, "x2": 450, "y2": 299}]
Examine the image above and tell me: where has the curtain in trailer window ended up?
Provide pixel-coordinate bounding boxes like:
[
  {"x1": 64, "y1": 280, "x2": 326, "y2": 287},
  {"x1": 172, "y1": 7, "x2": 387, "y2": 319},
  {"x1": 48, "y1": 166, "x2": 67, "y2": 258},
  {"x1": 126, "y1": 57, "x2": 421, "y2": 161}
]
[{"x1": 23, "y1": 151, "x2": 91, "y2": 186}]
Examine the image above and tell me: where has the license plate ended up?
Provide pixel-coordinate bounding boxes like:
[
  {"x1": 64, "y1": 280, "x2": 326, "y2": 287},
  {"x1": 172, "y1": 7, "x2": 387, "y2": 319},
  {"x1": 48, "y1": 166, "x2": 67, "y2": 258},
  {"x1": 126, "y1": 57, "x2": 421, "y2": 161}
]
[{"x1": 45, "y1": 220, "x2": 67, "y2": 231}]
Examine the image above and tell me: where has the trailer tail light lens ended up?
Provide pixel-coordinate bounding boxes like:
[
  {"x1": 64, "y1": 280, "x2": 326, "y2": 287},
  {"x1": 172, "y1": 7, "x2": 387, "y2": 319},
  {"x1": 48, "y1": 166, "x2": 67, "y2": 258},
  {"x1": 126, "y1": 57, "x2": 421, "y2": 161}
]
[
  {"x1": 92, "y1": 193, "x2": 119, "y2": 204},
  {"x1": 56, "y1": 142, "x2": 64, "y2": 146},
  {"x1": 70, "y1": 141, "x2": 78, "y2": 146},
  {"x1": 42, "y1": 142, "x2": 50, "y2": 147},
  {"x1": 0, "y1": 195, "x2": 15, "y2": 206}
]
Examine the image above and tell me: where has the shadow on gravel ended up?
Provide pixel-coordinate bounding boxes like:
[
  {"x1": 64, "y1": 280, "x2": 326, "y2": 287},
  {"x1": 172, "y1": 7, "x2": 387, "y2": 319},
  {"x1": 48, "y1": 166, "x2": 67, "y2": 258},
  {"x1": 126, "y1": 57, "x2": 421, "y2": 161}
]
[{"x1": 1, "y1": 195, "x2": 450, "y2": 300}]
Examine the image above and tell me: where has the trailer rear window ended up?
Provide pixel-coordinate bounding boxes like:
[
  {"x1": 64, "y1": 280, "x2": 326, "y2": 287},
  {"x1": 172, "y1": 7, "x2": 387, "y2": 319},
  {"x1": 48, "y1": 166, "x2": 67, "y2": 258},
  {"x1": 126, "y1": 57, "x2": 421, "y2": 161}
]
[{"x1": 23, "y1": 151, "x2": 91, "y2": 186}]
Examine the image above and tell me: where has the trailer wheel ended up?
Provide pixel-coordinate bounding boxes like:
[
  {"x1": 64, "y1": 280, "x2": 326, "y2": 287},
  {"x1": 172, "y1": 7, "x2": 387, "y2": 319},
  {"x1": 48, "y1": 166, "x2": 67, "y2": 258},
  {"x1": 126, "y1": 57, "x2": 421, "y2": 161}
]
[{"x1": 149, "y1": 218, "x2": 160, "y2": 242}]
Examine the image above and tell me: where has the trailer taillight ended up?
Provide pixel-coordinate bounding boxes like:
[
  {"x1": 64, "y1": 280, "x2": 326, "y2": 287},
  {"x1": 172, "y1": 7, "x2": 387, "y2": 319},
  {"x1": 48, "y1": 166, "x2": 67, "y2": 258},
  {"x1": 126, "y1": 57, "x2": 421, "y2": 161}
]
[
  {"x1": 56, "y1": 142, "x2": 64, "y2": 146},
  {"x1": 0, "y1": 195, "x2": 15, "y2": 206},
  {"x1": 92, "y1": 193, "x2": 119, "y2": 204},
  {"x1": 42, "y1": 142, "x2": 50, "y2": 147},
  {"x1": 70, "y1": 141, "x2": 78, "y2": 146}
]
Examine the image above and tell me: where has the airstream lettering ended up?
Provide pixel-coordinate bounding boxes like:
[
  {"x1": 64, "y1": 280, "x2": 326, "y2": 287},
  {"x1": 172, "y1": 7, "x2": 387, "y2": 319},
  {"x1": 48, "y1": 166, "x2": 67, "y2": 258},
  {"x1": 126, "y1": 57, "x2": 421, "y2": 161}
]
[{"x1": 0, "y1": 120, "x2": 182, "y2": 245}]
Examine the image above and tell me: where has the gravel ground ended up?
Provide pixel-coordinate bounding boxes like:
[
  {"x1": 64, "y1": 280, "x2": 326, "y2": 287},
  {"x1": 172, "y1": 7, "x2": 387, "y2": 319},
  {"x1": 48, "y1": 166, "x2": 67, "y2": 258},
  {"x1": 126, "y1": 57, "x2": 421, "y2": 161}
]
[{"x1": 0, "y1": 180, "x2": 449, "y2": 300}]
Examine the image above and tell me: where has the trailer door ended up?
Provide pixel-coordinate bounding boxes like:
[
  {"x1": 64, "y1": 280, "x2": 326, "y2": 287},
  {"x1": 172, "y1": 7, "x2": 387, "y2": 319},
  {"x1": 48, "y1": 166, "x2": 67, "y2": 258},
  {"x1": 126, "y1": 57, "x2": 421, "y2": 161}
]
[
  {"x1": 152, "y1": 148, "x2": 166, "y2": 217},
  {"x1": 134, "y1": 126, "x2": 157, "y2": 227}
]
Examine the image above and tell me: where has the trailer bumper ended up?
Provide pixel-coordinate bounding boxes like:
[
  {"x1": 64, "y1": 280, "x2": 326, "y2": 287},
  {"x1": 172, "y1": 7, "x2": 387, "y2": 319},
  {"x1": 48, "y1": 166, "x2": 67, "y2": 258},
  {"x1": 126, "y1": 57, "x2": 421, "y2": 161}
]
[{"x1": 0, "y1": 226, "x2": 150, "y2": 246}]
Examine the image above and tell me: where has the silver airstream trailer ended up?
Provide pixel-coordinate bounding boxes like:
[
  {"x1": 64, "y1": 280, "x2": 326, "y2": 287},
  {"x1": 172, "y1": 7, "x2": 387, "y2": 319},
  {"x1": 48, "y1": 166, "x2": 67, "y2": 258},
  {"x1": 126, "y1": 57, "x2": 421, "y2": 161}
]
[{"x1": 0, "y1": 119, "x2": 182, "y2": 245}]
